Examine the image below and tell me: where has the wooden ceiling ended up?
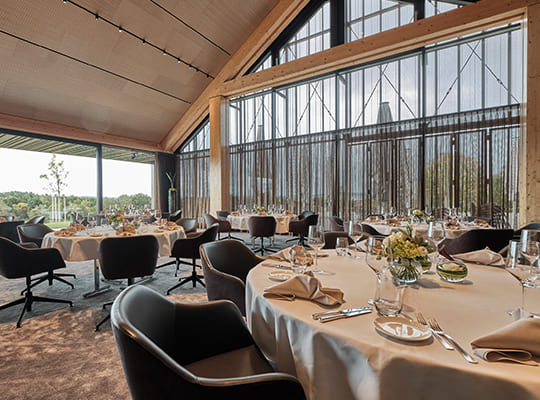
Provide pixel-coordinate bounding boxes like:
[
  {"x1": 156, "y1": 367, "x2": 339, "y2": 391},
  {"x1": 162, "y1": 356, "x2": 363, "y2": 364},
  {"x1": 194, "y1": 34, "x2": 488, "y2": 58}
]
[{"x1": 0, "y1": 0, "x2": 280, "y2": 152}]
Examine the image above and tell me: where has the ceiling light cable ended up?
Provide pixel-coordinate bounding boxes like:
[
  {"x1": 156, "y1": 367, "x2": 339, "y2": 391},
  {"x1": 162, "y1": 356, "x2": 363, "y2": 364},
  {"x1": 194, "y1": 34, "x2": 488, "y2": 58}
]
[{"x1": 62, "y1": 0, "x2": 214, "y2": 79}]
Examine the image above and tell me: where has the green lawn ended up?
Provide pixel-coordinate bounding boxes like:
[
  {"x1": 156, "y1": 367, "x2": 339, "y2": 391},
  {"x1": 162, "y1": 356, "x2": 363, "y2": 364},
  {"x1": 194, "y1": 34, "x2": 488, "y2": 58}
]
[{"x1": 46, "y1": 221, "x2": 71, "y2": 229}]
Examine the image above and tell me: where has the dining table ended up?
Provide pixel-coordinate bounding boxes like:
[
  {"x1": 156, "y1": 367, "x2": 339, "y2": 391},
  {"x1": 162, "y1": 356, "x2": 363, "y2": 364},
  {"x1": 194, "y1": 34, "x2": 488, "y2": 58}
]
[
  {"x1": 363, "y1": 220, "x2": 493, "y2": 238},
  {"x1": 246, "y1": 250, "x2": 540, "y2": 400},
  {"x1": 42, "y1": 225, "x2": 185, "y2": 297},
  {"x1": 227, "y1": 213, "x2": 295, "y2": 234}
]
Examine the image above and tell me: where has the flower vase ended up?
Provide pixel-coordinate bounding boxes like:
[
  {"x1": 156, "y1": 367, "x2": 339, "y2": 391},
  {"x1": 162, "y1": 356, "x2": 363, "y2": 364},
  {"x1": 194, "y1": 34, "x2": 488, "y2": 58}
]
[
  {"x1": 168, "y1": 190, "x2": 176, "y2": 214},
  {"x1": 390, "y1": 258, "x2": 422, "y2": 284}
]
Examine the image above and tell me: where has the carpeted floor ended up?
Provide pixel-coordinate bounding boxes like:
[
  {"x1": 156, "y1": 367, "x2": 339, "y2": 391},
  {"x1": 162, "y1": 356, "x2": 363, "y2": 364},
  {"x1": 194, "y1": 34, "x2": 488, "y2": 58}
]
[{"x1": 0, "y1": 232, "x2": 293, "y2": 399}]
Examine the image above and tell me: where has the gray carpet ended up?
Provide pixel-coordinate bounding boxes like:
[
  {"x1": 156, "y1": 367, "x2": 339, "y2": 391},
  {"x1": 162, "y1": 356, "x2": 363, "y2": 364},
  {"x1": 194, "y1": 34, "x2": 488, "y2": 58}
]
[{"x1": 0, "y1": 232, "x2": 294, "y2": 399}]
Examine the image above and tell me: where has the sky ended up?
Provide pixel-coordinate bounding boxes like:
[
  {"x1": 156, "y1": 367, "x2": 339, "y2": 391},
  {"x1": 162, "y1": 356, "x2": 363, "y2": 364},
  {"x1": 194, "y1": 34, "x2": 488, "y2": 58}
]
[{"x1": 0, "y1": 148, "x2": 152, "y2": 198}]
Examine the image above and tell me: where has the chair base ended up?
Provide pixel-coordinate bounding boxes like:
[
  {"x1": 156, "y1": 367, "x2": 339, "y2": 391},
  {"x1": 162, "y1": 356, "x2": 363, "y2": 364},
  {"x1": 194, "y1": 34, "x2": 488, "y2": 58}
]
[
  {"x1": 251, "y1": 236, "x2": 276, "y2": 256},
  {"x1": 23, "y1": 271, "x2": 76, "y2": 295},
  {"x1": 0, "y1": 277, "x2": 72, "y2": 328},
  {"x1": 167, "y1": 260, "x2": 205, "y2": 294},
  {"x1": 218, "y1": 232, "x2": 245, "y2": 242},
  {"x1": 95, "y1": 301, "x2": 114, "y2": 331}
]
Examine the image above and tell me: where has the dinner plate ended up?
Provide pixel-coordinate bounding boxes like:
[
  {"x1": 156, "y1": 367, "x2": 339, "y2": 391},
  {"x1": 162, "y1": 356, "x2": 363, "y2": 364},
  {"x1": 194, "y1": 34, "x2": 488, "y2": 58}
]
[
  {"x1": 89, "y1": 234, "x2": 102, "y2": 237},
  {"x1": 268, "y1": 270, "x2": 295, "y2": 282},
  {"x1": 374, "y1": 317, "x2": 432, "y2": 342}
]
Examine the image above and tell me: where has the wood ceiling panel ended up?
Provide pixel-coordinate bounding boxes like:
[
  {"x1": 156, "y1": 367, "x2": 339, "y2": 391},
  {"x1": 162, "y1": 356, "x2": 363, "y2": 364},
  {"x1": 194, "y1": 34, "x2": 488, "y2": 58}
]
[{"x1": 0, "y1": 0, "x2": 279, "y2": 150}]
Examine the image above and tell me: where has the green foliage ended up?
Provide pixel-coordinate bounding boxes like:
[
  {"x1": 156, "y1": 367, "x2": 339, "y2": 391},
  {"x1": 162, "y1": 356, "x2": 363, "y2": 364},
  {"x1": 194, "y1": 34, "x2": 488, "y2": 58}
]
[{"x1": 40, "y1": 154, "x2": 69, "y2": 196}]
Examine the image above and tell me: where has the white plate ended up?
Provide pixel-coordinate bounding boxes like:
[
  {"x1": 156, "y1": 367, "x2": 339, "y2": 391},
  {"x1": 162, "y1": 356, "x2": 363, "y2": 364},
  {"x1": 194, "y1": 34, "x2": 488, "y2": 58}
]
[
  {"x1": 374, "y1": 317, "x2": 432, "y2": 342},
  {"x1": 268, "y1": 270, "x2": 295, "y2": 282}
]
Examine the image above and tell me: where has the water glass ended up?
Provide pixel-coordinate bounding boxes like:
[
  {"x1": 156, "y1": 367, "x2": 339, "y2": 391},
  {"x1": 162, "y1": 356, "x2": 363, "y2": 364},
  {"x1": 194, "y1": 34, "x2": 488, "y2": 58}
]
[
  {"x1": 374, "y1": 269, "x2": 405, "y2": 317},
  {"x1": 336, "y1": 237, "x2": 349, "y2": 256},
  {"x1": 307, "y1": 226, "x2": 324, "y2": 266}
]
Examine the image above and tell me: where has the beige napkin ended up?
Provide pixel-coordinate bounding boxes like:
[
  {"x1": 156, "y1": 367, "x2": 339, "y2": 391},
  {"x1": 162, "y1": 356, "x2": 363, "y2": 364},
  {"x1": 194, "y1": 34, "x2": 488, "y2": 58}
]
[
  {"x1": 453, "y1": 247, "x2": 504, "y2": 266},
  {"x1": 263, "y1": 271, "x2": 344, "y2": 306},
  {"x1": 267, "y1": 245, "x2": 313, "y2": 266},
  {"x1": 471, "y1": 317, "x2": 540, "y2": 365}
]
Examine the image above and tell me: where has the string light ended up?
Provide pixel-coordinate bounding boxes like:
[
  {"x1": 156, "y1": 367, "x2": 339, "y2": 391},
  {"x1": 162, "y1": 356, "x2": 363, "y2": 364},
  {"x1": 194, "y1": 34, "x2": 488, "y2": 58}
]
[{"x1": 61, "y1": 0, "x2": 214, "y2": 79}]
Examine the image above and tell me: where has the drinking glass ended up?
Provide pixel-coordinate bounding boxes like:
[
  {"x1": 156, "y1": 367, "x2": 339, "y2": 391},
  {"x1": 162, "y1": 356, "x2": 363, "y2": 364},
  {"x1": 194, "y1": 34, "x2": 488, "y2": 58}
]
[
  {"x1": 520, "y1": 230, "x2": 540, "y2": 267},
  {"x1": 506, "y1": 240, "x2": 534, "y2": 315},
  {"x1": 348, "y1": 221, "x2": 364, "y2": 251},
  {"x1": 307, "y1": 226, "x2": 324, "y2": 266},
  {"x1": 374, "y1": 269, "x2": 405, "y2": 317},
  {"x1": 336, "y1": 237, "x2": 348, "y2": 256}
]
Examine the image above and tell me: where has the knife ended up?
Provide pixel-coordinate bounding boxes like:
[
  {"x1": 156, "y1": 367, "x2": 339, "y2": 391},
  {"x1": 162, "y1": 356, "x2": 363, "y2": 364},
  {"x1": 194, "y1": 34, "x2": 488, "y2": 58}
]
[
  {"x1": 319, "y1": 308, "x2": 373, "y2": 323},
  {"x1": 312, "y1": 307, "x2": 372, "y2": 320}
]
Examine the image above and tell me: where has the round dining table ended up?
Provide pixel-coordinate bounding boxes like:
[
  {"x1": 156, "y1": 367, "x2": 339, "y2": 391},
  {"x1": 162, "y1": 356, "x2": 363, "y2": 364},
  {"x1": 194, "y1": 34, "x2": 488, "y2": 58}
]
[
  {"x1": 363, "y1": 221, "x2": 493, "y2": 238},
  {"x1": 246, "y1": 250, "x2": 540, "y2": 400},
  {"x1": 228, "y1": 213, "x2": 295, "y2": 234},
  {"x1": 42, "y1": 225, "x2": 185, "y2": 297}
]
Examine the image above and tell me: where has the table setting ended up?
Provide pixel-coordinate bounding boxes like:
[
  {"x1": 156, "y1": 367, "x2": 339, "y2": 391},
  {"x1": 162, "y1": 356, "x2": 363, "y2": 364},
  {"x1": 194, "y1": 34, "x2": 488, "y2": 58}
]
[{"x1": 246, "y1": 225, "x2": 540, "y2": 400}]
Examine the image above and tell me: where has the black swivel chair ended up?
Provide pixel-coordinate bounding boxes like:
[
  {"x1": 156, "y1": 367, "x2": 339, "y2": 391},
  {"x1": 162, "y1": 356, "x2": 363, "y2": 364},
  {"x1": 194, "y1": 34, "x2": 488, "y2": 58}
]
[
  {"x1": 94, "y1": 235, "x2": 159, "y2": 331},
  {"x1": 204, "y1": 213, "x2": 243, "y2": 242},
  {"x1": 216, "y1": 210, "x2": 230, "y2": 219},
  {"x1": 176, "y1": 218, "x2": 198, "y2": 236},
  {"x1": 111, "y1": 285, "x2": 306, "y2": 400},
  {"x1": 168, "y1": 210, "x2": 183, "y2": 223},
  {"x1": 322, "y1": 232, "x2": 356, "y2": 249},
  {"x1": 248, "y1": 216, "x2": 277, "y2": 255},
  {"x1": 329, "y1": 216, "x2": 344, "y2": 232},
  {"x1": 166, "y1": 224, "x2": 219, "y2": 294},
  {"x1": 200, "y1": 240, "x2": 264, "y2": 316},
  {"x1": 360, "y1": 223, "x2": 387, "y2": 239},
  {"x1": 287, "y1": 214, "x2": 319, "y2": 246},
  {"x1": 26, "y1": 216, "x2": 46, "y2": 224},
  {"x1": 0, "y1": 238, "x2": 72, "y2": 328},
  {"x1": 0, "y1": 220, "x2": 24, "y2": 243},
  {"x1": 17, "y1": 223, "x2": 76, "y2": 290},
  {"x1": 440, "y1": 229, "x2": 515, "y2": 255}
]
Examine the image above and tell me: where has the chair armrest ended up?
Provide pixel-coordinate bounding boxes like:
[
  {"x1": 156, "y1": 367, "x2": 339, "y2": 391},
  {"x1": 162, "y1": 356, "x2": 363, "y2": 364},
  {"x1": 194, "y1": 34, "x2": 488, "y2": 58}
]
[
  {"x1": 202, "y1": 266, "x2": 246, "y2": 314},
  {"x1": 19, "y1": 242, "x2": 39, "y2": 249}
]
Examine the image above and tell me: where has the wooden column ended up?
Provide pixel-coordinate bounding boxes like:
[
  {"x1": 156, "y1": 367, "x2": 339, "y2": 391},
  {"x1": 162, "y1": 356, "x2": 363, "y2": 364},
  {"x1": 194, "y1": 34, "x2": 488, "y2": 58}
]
[
  {"x1": 520, "y1": 3, "x2": 540, "y2": 225},
  {"x1": 209, "y1": 96, "x2": 230, "y2": 214}
]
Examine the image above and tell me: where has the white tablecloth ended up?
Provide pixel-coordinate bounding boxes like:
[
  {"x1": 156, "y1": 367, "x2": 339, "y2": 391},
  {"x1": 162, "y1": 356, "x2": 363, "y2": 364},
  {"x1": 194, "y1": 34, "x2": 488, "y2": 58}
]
[
  {"x1": 42, "y1": 226, "x2": 185, "y2": 261},
  {"x1": 227, "y1": 214, "x2": 294, "y2": 234},
  {"x1": 246, "y1": 251, "x2": 540, "y2": 400},
  {"x1": 364, "y1": 221, "x2": 492, "y2": 238}
]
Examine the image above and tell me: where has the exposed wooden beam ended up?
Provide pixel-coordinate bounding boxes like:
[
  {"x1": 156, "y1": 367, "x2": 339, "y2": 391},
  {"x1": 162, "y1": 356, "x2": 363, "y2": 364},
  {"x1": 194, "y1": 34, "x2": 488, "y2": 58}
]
[
  {"x1": 219, "y1": 0, "x2": 534, "y2": 98},
  {"x1": 0, "y1": 113, "x2": 162, "y2": 153},
  {"x1": 520, "y1": 3, "x2": 540, "y2": 225},
  {"x1": 160, "y1": 0, "x2": 311, "y2": 152}
]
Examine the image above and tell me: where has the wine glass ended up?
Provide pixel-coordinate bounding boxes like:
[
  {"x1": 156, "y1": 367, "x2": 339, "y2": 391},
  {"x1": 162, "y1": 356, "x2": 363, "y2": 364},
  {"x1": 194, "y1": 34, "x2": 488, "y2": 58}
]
[
  {"x1": 506, "y1": 240, "x2": 534, "y2": 316},
  {"x1": 365, "y1": 236, "x2": 390, "y2": 279},
  {"x1": 307, "y1": 226, "x2": 324, "y2": 266},
  {"x1": 520, "y1": 230, "x2": 540, "y2": 267},
  {"x1": 348, "y1": 221, "x2": 364, "y2": 252}
]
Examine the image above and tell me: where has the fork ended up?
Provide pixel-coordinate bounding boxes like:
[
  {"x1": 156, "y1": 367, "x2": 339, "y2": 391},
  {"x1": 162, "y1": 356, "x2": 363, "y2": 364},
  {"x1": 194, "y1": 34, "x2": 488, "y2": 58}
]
[
  {"x1": 416, "y1": 313, "x2": 453, "y2": 350},
  {"x1": 428, "y1": 318, "x2": 478, "y2": 364}
]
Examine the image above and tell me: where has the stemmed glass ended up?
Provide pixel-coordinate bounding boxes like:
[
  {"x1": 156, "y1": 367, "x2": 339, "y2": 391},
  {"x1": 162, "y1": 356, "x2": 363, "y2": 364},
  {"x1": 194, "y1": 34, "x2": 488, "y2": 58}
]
[
  {"x1": 427, "y1": 221, "x2": 446, "y2": 263},
  {"x1": 505, "y1": 240, "x2": 536, "y2": 316},
  {"x1": 348, "y1": 221, "x2": 364, "y2": 252},
  {"x1": 520, "y1": 230, "x2": 540, "y2": 268},
  {"x1": 365, "y1": 236, "x2": 390, "y2": 279},
  {"x1": 307, "y1": 226, "x2": 324, "y2": 267}
]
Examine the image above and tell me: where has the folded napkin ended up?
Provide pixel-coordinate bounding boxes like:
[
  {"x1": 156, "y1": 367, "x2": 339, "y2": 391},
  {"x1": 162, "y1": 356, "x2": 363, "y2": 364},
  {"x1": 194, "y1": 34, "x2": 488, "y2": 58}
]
[
  {"x1": 263, "y1": 271, "x2": 344, "y2": 306},
  {"x1": 54, "y1": 227, "x2": 77, "y2": 237},
  {"x1": 163, "y1": 221, "x2": 179, "y2": 231},
  {"x1": 453, "y1": 247, "x2": 504, "y2": 266},
  {"x1": 474, "y1": 218, "x2": 491, "y2": 228},
  {"x1": 116, "y1": 225, "x2": 136, "y2": 235},
  {"x1": 267, "y1": 245, "x2": 313, "y2": 266},
  {"x1": 471, "y1": 317, "x2": 540, "y2": 365}
]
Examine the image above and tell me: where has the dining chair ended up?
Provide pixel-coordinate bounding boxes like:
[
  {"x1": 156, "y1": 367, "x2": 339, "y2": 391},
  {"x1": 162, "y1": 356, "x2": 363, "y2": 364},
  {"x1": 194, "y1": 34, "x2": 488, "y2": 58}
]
[
  {"x1": 216, "y1": 210, "x2": 230, "y2": 219},
  {"x1": 440, "y1": 229, "x2": 515, "y2": 255},
  {"x1": 0, "y1": 220, "x2": 24, "y2": 243},
  {"x1": 329, "y1": 216, "x2": 344, "y2": 232},
  {"x1": 513, "y1": 222, "x2": 540, "y2": 240},
  {"x1": 17, "y1": 223, "x2": 76, "y2": 290},
  {"x1": 200, "y1": 240, "x2": 264, "y2": 315},
  {"x1": 94, "y1": 235, "x2": 159, "y2": 331},
  {"x1": 204, "y1": 213, "x2": 243, "y2": 242},
  {"x1": 247, "y1": 216, "x2": 277, "y2": 255},
  {"x1": 26, "y1": 216, "x2": 46, "y2": 224},
  {"x1": 360, "y1": 223, "x2": 387, "y2": 239},
  {"x1": 111, "y1": 285, "x2": 306, "y2": 400},
  {"x1": 287, "y1": 214, "x2": 319, "y2": 246},
  {"x1": 322, "y1": 232, "x2": 355, "y2": 249},
  {"x1": 0, "y1": 237, "x2": 72, "y2": 328},
  {"x1": 298, "y1": 211, "x2": 315, "y2": 220},
  {"x1": 168, "y1": 209, "x2": 183, "y2": 223},
  {"x1": 166, "y1": 224, "x2": 219, "y2": 294}
]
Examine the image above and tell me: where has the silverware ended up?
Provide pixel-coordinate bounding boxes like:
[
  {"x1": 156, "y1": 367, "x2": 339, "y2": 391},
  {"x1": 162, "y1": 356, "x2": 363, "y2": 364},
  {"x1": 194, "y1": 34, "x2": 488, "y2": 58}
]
[
  {"x1": 261, "y1": 262, "x2": 290, "y2": 270},
  {"x1": 415, "y1": 312, "x2": 454, "y2": 350},
  {"x1": 312, "y1": 307, "x2": 371, "y2": 320},
  {"x1": 428, "y1": 318, "x2": 478, "y2": 364},
  {"x1": 318, "y1": 308, "x2": 372, "y2": 323}
]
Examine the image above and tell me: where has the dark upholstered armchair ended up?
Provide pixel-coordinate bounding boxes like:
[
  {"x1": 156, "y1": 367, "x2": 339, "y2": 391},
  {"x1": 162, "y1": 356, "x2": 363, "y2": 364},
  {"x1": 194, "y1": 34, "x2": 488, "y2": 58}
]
[
  {"x1": 322, "y1": 232, "x2": 355, "y2": 249},
  {"x1": 0, "y1": 220, "x2": 24, "y2": 243},
  {"x1": 0, "y1": 237, "x2": 72, "y2": 328},
  {"x1": 17, "y1": 223, "x2": 76, "y2": 290},
  {"x1": 200, "y1": 240, "x2": 264, "y2": 315},
  {"x1": 111, "y1": 285, "x2": 306, "y2": 400},
  {"x1": 175, "y1": 218, "x2": 198, "y2": 235},
  {"x1": 168, "y1": 209, "x2": 183, "y2": 223},
  {"x1": 248, "y1": 216, "x2": 276, "y2": 255},
  {"x1": 204, "y1": 213, "x2": 243, "y2": 241},
  {"x1": 329, "y1": 216, "x2": 344, "y2": 232},
  {"x1": 26, "y1": 216, "x2": 46, "y2": 224},
  {"x1": 298, "y1": 211, "x2": 315, "y2": 220},
  {"x1": 287, "y1": 214, "x2": 319, "y2": 246},
  {"x1": 166, "y1": 224, "x2": 219, "y2": 294},
  {"x1": 95, "y1": 235, "x2": 159, "y2": 331},
  {"x1": 440, "y1": 229, "x2": 514, "y2": 255}
]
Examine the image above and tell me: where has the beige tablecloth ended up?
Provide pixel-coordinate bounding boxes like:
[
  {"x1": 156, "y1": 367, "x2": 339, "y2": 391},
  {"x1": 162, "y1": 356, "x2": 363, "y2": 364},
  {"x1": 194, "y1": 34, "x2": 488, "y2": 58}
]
[
  {"x1": 227, "y1": 214, "x2": 294, "y2": 234},
  {"x1": 42, "y1": 226, "x2": 185, "y2": 261},
  {"x1": 246, "y1": 250, "x2": 540, "y2": 400},
  {"x1": 364, "y1": 221, "x2": 492, "y2": 238}
]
